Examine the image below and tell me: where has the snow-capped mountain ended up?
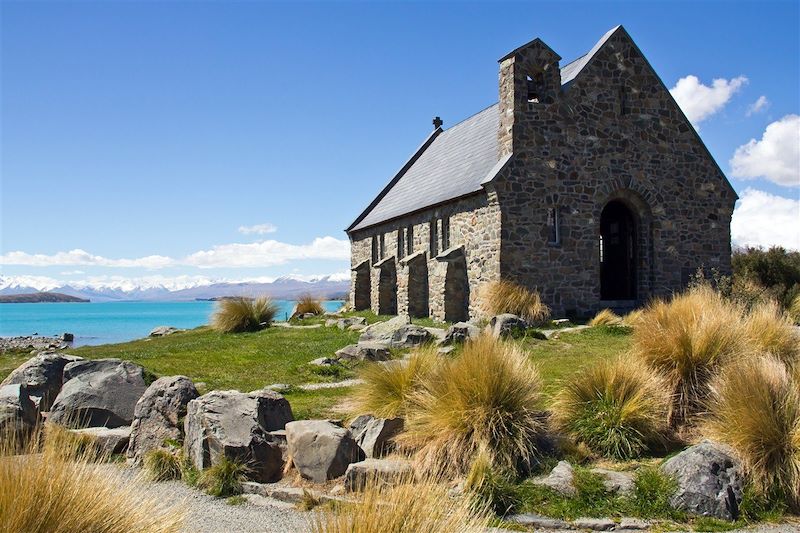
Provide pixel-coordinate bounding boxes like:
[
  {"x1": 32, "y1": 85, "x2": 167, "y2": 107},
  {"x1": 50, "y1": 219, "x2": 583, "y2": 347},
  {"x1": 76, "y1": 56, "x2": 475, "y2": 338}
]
[{"x1": 0, "y1": 274, "x2": 350, "y2": 302}]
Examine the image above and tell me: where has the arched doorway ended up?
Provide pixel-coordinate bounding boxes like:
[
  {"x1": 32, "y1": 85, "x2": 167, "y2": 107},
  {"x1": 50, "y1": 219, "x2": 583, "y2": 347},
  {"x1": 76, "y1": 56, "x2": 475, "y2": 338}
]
[
  {"x1": 444, "y1": 257, "x2": 469, "y2": 322},
  {"x1": 378, "y1": 263, "x2": 398, "y2": 315},
  {"x1": 353, "y1": 262, "x2": 370, "y2": 311},
  {"x1": 406, "y1": 256, "x2": 429, "y2": 318},
  {"x1": 600, "y1": 200, "x2": 637, "y2": 300}
]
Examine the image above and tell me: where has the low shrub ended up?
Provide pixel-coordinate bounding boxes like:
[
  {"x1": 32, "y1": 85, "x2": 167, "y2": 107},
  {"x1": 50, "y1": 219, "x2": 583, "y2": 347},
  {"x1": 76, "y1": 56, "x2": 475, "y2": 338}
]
[
  {"x1": 588, "y1": 309, "x2": 622, "y2": 327},
  {"x1": 732, "y1": 246, "x2": 800, "y2": 310},
  {"x1": 399, "y1": 334, "x2": 544, "y2": 475},
  {"x1": 295, "y1": 293, "x2": 324, "y2": 316},
  {"x1": 354, "y1": 345, "x2": 439, "y2": 419},
  {"x1": 197, "y1": 456, "x2": 249, "y2": 497},
  {"x1": 0, "y1": 424, "x2": 184, "y2": 532},
  {"x1": 211, "y1": 296, "x2": 278, "y2": 333},
  {"x1": 743, "y1": 300, "x2": 800, "y2": 369},
  {"x1": 311, "y1": 477, "x2": 490, "y2": 533},
  {"x1": 144, "y1": 449, "x2": 183, "y2": 482},
  {"x1": 481, "y1": 279, "x2": 551, "y2": 325},
  {"x1": 632, "y1": 285, "x2": 747, "y2": 427},
  {"x1": 552, "y1": 357, "x2": 671, "y2": 460},
  {"x1": 705, "y1": 356, "x2": 800, "y2": 511}
]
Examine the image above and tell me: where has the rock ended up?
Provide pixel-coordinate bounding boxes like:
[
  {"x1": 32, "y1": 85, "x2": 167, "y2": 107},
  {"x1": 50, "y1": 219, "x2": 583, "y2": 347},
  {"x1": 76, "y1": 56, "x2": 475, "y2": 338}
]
[
  {"x1": 72, "y1": 426, "x2": 131, "y2": 455},
  {"x1": 265, "y1": 383, "x2": 293, "y2": 393},
  {"x1": 662, "y1": 441, "x2": 744, "y2": 520},
  {"x1": 344, "y1": 458, "x2": 414, "y2": 492},
  {"x1": 489, "y1": 314, "x2": 528, "y2": 337},
  {"x1": 184, "y1": 389, "x2": 293, "y2": 483},
  {"x1": 349, "y1": 415, "x2": 403, "y2": 458},
  {"x1": 149, "y1": 326, "x2": 183, "y2": 337},
  {"x1": 336, "y1": 317, "x2": 366, "y2": 330},
  {"x1": 390, "y1": 325, "x2": 433, "y2": 349},
  {"x1": 49, "y1": 359, "x2": 150, "y2": 428},
  {"x1": 0, "y1": 384, "x2": 38, "y2": 440},
  {"x1": 591, "y1": 467, "x2": 635, "y2": 495},
  {"x1": 127, "y1": 376, "x2": 199, "y2": 465},
  {"x1": 335, "y1": 342, "x2": 391, "y2": 362},
  {"x1": 506, "y1": 514, "x2": 570, "y2": 529},
  {"x1": 61, "y1": 333, "x2": 74, "y2": 342},
  {"x1": 440, "y1": 322, "x2": 480, "y2": 345},
  {"x1": 348, "y1": 324, "x2": 366, "y2": 331},
  {"x1": 358, "y1": 315, "x2": 410, "y2": 344},
  {"x1": 552, "y1": 318, "x2": 571, "y2": 326},
  {"x1": 268, "y1": 429, "x2": 289, "y2": 461},
  {"x1": 285, "y1": 420, "x2": 365, "y2": 482},
  {"x1": 532, "y1": 460, "x2": 576, "y2": 496},
  {"x1": 572, "y1": 517, "x2": 616, "y2": 530},
  {"x1": 0, "y1": 352, "x2": 83, "y2": 411},
  {"x1": 619, "y1": 517, "x2": 650, "y2": 530},
  {"x1": 309, "y1": 357, "x2": 339, "y2": 367},
  {"x1": 325, "y1": 319, "x2": 338, "y2": 327}
]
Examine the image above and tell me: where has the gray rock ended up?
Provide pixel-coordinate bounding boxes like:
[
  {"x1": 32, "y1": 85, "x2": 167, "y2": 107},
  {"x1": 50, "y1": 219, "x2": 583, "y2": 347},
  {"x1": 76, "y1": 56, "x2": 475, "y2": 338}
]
[
  {"x1": 506, "y1": 514, "x2": 570, "y2": 529},
  {"x1": 591, "y1": 467, "x2": 635, "y2": 495},
  {"x1": 0, "y1": 384, "x2": 38, "y2": 440},
  {"x1": 61, "y1": 333, "x2": 74, "y2": 342},
  {"x1": 336, "y1": 317, "x2": 367, "y2": 330},
  {"x1": 572, "y1": 517, "x2": 616, "y2": 530},
  {"x1": 344, "y1": 458, "x2": 414, "y2": 492},
  {"x1": 0, "y1": 352, "x2": 83, "y2": 411},
  {"x1": 285, "y1": 420, "x2": 364, "y2": 482},
  {"x1": 309, "y1": 357, "x2": 339, "y2": 367},
  {"x1": 335, "y1": 342, "x2": 391, "y2": 362},
  {"x1": 325, "y1": 319, "x2": 338, "y2": 327},
  {"x1": 662, "y1": 441, "x2": 744, "y2": 520},
  {"x1": 489, "y1": 314, "x2": 528, "y2": 337},
  {"x1": 390, "y1": 325, "x2": 433, "y2": 349},
  {"x1": 72, "y1": 426, "x2": 131, "y2": 455},
  {"x1": 265, "y1": 383, "x2": 293, "y2": 393},
  {"x1": 440, "y1": 322, "x2": 480, "y2": 345},
  {"x1": 619, "y1": 517, "x2": 650, "y2": 530},
  {"x1": 184, "y1": 389, "x2": 293, "y2": 483},
  {"x1": 358, "y1": 315, "x2": 411, "y2": 344},
  {"x1": 532, "y1": 460, "x2": 576, "y2": 496},
  {"x1": 349, "y1": 415, "x2": 403, "y2": 458},
  {"x1": 149, "y1": 326, "x2": 183, "y2": 337},
  {"x1": 49, "y1": 359, "x2": 150, "y2": 428},
  {"x1": 127, "y1": 375, "x2": 199, "y2": 465}
]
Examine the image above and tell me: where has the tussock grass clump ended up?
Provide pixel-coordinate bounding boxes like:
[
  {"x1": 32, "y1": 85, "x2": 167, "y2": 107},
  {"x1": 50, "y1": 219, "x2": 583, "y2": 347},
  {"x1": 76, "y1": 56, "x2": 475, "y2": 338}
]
[
  {"x1": 622, "y1": 308, "x2": 644, "y2": 327},
  {"x1": 0, "y1": 424, "x2": 184, "y2": 532},
  {"x1": 589, "y1": 309, "x2": 622, "y2": 327},
  {"x1": 743, "y1": 300, "x2": 800, "y2": 369},
  {"x1": 295, "y1": 293, "x2": 324, "y2": 316},
  {"x1": 465, "y1": 448, "x2": 521, "y2": 516},
  {"x1": 311, "y1": 477, "x2": 490, "y2": 533},
  {"x1": 552, "y1": 357, "x2": 671, "y2": 460},
  {"x1": 705, "y1": 356, "x2": 800, "y2": 511},
  {"x1": 399, "y1": 335, "x2": 544, "y2": 475},
  {"x1": 211, "y1": 296, "x2": 278, "y2": 333},
  {"x1": 355, "y1": 345, "x2": 439, "y2": 419},
  {"x1": 197, "y1": 455, "x2": 249, "y2": 497},
  {"x1": 144, "y1": 449, "x2": 183, "y2": 481},
  {"x1": 632, "y1": 285, "x2": 747, "y2": 426},
  {"x1": 789, "y1": 293, "x2": 800, "y2": 325},
  {"x1": 481, "y1": 279, "x2": 551, "y2": 325}
]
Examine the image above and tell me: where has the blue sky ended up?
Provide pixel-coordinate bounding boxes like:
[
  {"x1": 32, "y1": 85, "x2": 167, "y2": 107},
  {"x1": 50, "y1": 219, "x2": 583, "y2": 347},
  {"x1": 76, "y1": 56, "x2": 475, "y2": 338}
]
[{"x1": 1, "y1": 0, "x2": 798, "y2": 290}]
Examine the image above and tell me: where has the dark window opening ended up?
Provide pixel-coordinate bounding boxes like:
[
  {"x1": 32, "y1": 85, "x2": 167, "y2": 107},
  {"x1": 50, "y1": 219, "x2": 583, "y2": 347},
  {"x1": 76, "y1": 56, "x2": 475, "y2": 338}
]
[
  {"x1": 379, "y1": 233, "x2": 385, "y2": 260},
  {"x1": 600, "y1": 200, "x2": 637, "y2": 300},
  {"x1": 407, "y1": 225, "x2": 414, "y2": 256},
  {"x1": 429, "y1": 220, "x2": 438, "y2": 256},
  {"x1": 441, "y1": 216, "x2": 450, "y2": 250},
  {"x1": 527, "y1": 72, "x2": 544, "y2": 104},
  {"x1": 547, "y1": 207, "x2": 560, "y2": 245},
  {"x1": 371, "y1": 236, "x2": 378, "y2": 264},
  {"x1": 397, "y1": 229, "x2": 405, "y2": 259}
]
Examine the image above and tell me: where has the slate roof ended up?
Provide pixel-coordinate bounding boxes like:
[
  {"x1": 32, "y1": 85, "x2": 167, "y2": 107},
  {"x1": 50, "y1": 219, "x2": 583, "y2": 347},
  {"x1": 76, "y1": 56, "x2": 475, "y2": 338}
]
[{"x1": 347, "y1": 27, "x2": 620, "y2": 233}]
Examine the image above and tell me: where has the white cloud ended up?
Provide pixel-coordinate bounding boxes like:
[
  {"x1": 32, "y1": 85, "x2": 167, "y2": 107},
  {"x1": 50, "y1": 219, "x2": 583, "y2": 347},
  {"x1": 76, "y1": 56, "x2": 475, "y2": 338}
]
[
  {"x1": 238, "y1": 223, "x2": 278, "y2": 235},
  {"x1": 0, "y1": 237, "x2": 350, "y2": 269},
  {"x1": 670, "y1": 75, "x2": 747, "y2": 125},
  {"x1": 730, "y1": 114, "x2": 800, "y2": 187},
  {"x1": 731, "y1": 188, "x2": 800, "y2": 250},
  {"x1": 746, "y1": 95, "x2": 769, "y2": 116}
]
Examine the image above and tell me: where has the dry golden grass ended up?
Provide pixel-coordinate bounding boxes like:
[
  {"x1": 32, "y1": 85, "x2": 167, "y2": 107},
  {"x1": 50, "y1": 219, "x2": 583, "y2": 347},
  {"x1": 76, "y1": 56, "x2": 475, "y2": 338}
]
[
  {"x1": 632, "y1": 285, "x2": 747, "y2": 427},
  {"x1": 589, "y1": 309, "x2": 623, "y2": 327},
  {"x1": 354, "y1": 346, "x2": 439, "y2": 419},
  {"x1": 705, "y1": 356, "x2": 800, "y2": 511},
  {"x1": 622, "y1": 308, "x2": 645, "y2": 327},
  {"x1": 311, "y1": 477, "x2": 490, "y2": 533},
  {"x1": 398, "y1": 334, "x2": 544, "y2": 476},
  {"x1": 0, "y1": 424, "x2": 185, "y2": 533},
  {"x1": 480, "y1": 279, "x2": 551, "y2": 325},
  {"x1": 552, "y1": 356, "x2": 671, "y2": 460},
  {"x1": 211, "y1": 296, "x2": 278, "y2": 333},
  {"x1": 296, "y1": 293, "x2": 325, "y2": 316},
  {"x1": 789, "y1": 293, "x2": 800, "y2": 325},
  {"x1": 744, "y1": 300, "x2": 800, "y2": 369}
]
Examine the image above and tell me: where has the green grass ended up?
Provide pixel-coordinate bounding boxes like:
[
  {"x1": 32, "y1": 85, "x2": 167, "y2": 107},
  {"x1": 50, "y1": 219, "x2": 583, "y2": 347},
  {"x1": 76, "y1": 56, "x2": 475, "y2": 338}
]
[
  {"x1": 410, "y1": 317, "x2": 450, "y2": 328},
  {"x1": 0, "y1": 352, "x2": 32, "y2": 382}
]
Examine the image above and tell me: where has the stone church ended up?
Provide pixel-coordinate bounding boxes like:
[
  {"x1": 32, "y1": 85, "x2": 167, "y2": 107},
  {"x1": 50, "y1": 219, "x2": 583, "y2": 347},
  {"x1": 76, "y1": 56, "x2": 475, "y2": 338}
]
[{"x1": 346, "y1": 26, "x2": 736, "y2": 321}]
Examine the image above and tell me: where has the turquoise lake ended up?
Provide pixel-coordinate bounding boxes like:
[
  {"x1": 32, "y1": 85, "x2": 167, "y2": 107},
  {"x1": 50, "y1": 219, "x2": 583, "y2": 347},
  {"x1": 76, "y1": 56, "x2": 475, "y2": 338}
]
[{"x1": 0, "y1": 300, "x2": 344, "y2": 347}]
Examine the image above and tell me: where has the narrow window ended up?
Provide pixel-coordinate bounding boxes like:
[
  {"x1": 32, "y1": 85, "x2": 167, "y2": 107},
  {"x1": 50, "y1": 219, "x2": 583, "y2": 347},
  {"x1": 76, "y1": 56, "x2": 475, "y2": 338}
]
[
  {"x1": 379, "y1": 233, "x2": 385, "y2": 259},
  {"x1": 527, "y1": 72, "x2": 544, "y2": 104},
  {"x1": 547, "y1": 207, "x2": 560, "y2": 245},
  {"x1": 429, "y1": 220, "x2": 438, "y2": 256},
  {"x1": 620, "y1": 86, "x2": 631, "y2": 115},
  {"x1": 441, "y1": 216, "x2": 450, "y2": 250},
  {"x1": 397, "y1": 229, "x2": 405, "y2": 259},
  {"x1": 406, "y1": 225, "x2": 414, "y2": 256},
  {"x1": 599, "y1": 235, "x2": 604, "y2": 263},
  {"x1": 371, "y1": 235, "x2": 378, "y2": 264}
]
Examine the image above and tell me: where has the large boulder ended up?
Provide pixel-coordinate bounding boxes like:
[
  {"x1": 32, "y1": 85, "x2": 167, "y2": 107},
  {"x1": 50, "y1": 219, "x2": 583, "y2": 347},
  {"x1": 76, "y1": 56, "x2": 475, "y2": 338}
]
[
  {"x1": 286, "y1": 420, "x2": 365, "y2": 482},
  {"x1": 390, "y1": 325, "x2": 432, "y2": 349},
  {"x1": 440, "y1": 322, "x2": 480, "y2": 346},
  {"x1": 344, "y1": 458, "x2": 414, "y2": 492},
  {"x1": 72, "y1": 426, "x2": 131, "y2": 455},
  {"x1": 49, "y1": 359, "x2": 150, "y2": 428},
  {"x1": 0, "y1": 352, "x2": 83, "y2": 411},
  {"x1": 0, "y1": 384, "x2": 38, "y2": 440},
  {"x1": 335, "y1": 342, "x2": 391, "y2": 362},
  {"x1": 127, "y1": 376, "x2": 199, "y2": 465},
  {"x1": 184, "y1": 389, "x2": 292, "y2": 483},
  {"x1": 662, "y1": 441, "x2": 744, "y2": 520},
  {"x1": 532, "y1": 460, "x2": 576, "y2": 496},
  {"x1": 358, "y1": 315, "x2": 411, "y2": 344},
  {"x1": 489, "y1": 314, "x2": 528, "y2": 338},
  {"x1": 349, "y1": 415, "x2": 404, "y2": 458}
]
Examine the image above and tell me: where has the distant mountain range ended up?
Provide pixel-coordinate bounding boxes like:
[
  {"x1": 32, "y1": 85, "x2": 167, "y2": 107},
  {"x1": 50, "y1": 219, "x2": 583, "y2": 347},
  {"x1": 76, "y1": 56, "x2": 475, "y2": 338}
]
[
  {"x1": 0, "y1": 292, "x2": 90, "y2": 304},
  {"x1": 0, "y1": 275, "x2": 350, "y2": 302}
]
